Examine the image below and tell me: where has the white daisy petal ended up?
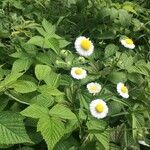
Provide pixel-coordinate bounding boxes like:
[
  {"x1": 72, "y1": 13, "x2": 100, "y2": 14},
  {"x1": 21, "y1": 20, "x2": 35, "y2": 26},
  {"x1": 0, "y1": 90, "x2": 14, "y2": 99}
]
[
  {"x1": 87, "y1": 82, "x2": 102, "y2": 95},
  {"x1": 117, "y1": 82, "x2": 129, "y2": 99},
  {"x1": 75, "y1": 36, "x2": 94, "y2": 57},
  {"x1": 71, "y1": 67, "x2": 87, "y2": 80},
  {"x1": 120, "y1": 38, "x2": 135, "y2": 49},
  {"x1": 138, "y1": 140, "x2": 150, "y2": 147},
  {"x1": 89, "y1": 99, "x2": 109, "y2": 119}
]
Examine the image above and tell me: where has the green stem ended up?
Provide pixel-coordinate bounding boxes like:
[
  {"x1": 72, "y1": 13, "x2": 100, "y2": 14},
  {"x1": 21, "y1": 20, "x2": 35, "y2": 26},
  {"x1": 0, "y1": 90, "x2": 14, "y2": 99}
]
[
  {"x1": 4, "y1": 91, "x2": 30, "y2": 105},
  {"x1": 110, "y1": 112, "x2": 129, "y2": 117},
  {"x1": 100, "y1": 52, "x2": 123, "y2": 93}
]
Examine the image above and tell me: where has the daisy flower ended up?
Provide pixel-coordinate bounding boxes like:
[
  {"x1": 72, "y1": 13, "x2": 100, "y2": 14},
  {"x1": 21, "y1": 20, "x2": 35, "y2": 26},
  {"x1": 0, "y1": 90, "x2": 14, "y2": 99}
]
[
  {"x1": 75, "y1": 36, "x2": 94, "y2": 56},
  {"x1": 71, "y1": 67, "x2": 87, "y2": 79},
  {"x1": 120, "y1": 37, "x2": 135, "y2": 49},
  {"x1": 89, "y1": 99, "x2": 109, "y2": 119},
  {"x1": 87, "y1": 82, "x2": 101, "y2": 95},
  {"x1": 117, "y1": 82, "x2": 129, "y2": 99}
]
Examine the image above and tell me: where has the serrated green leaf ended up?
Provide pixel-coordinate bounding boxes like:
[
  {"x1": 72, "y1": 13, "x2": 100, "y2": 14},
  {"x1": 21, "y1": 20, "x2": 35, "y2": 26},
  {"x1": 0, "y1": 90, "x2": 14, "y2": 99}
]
[
  {"x1": 30, "y1": 94, "x2": 54, "y2": 107},
  {"x1": 49, "y1": 104, "x2": 77, "y2": 120},
  {"x1": 58, "y1": 39, "x2": 70, "y2": 48},
  {"x1": 105, "y1": 44, "x2": 119, "y2": 58},
  {"x1": 87, "y1": 119, "x2": 107, "y2": 131},
  {"x1": 94, "y1": 130, "x2": 109, "y2": 150},
  {"x1": 108, "y1": 71, "x2": 127, "y2": 84},
  {"x1": 38, "y1": 85, "x2": 64, "y2": 96},
  {"x1": 0, "y1": 98, "x2": 9, "y2": 111},
  {"x1": 36, "y1": 52, "x2": 52, "y2": 65},
  {"x1": 42, "y1": 19, "x2": 56, "y2": 36},
  {"x1": 44, "y1": 71, "x2": 60, "y2": 87},
  {"x1": 21, "y1": 104, "x2": 49, "y2": 119},
  {"x1": 0, "y1": 72, "x2": 24, "y2": 92},
  {"x1": 118, "y1": 9, "x2": 131, "y2": 27},
  {"x1": 27, "y1": 36, "x2": 45, "y2": 47},
  {"x1": 0, "y1": 112, "x2": 32, "y2": 145},
  {"x1": 12, "y1": 80, "x2": 37, "y2": 93},
  {"x1": 54, "y1": 136, "x2": 78, "y2": 150},
  {"x1": 35, "y1": 64, "x2": 51, "y2": 81},
  {"x1": 37, "y1": 116, "x2": 65, "y2": 150},
  {"x1": 48, "y1": 38, "x2": 59, "y2": 54},
  {"x1": 108, "y1": 101, "x2": 123, "y2": 115}
]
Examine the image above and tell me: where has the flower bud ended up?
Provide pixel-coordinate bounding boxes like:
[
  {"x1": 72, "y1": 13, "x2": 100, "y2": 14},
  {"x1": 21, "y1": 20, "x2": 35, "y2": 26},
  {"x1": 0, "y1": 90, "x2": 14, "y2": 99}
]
[
  {"x1": 78, "y1": 56, "x2": 86, "y2": 63},
  {"x1": 60, "y1": 49, "x2": 70, "y2": 57}
]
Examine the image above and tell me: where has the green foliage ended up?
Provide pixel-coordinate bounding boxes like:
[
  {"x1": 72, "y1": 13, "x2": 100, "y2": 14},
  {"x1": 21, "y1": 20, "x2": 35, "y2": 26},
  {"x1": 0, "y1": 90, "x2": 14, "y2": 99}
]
[
  {"x1": 0, "y1": 0, "x2": 150, "y2": 149},
  {"x1": 0, "y1": 112, "x2": 32, "y2": 145},
  {"x1": 49, "y1": 104, "x2": 77, "y2": 120},
  {"x1": 37, "y1": 116, "x2": 65, "y2": 150},
  {"x1": 35, "y1": 64, "x2": 51, "y2": 81}
]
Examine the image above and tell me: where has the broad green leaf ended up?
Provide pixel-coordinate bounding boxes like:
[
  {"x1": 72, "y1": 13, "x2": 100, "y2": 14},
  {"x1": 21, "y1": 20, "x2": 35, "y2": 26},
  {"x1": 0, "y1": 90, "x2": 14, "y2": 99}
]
[
  {"x1": 110, "y1": 8, "x2": 118, "y2": 20},
  {"x1": 48, "y1": 38, "x2": 59, "y2": 54},
  {"x1": 54, "y1": 136, "x2": 78, "y2": 150},
  {"x1": 10, "y1": 52, "x2": 27, "y2": 59},
  {"x1": 42, "y1": 19, "x2": 56, "y2": 36},
  {"x1": 0, "y1": 98, "x2": 9, "y2": 111},
  {"x1": 108, "y1": 71, "x2": 127, "y2": 84},
  {"x1": 108, "y1": 101, "x2": 123, "y2": 115},
  {"x1": 31, "y1": 94, "x2": 54, "y2": 107},
  {"x1": 28, "y1": 36, "x2": 58, "y2": 53},
  {"x1": 0, "y1": 112, "x2": 32, "y2": 145},
  {"x1": 128, "y1": 65, "x2": 149, "y2": 76},
  {"x1": 36, "y1": 27, "x2": 47, "y2": 37},
  {"x1": 94, "y1": 130, "x2": 109, "y2": 150},
  {"x1": 38, "y1": 85, "x2": 64, "y2": 96},
  {"x1": 36, "y1": 52, "x2": 52, "y2": 65},
  {"x1": 60, "y1": 75, "x2": 73, "y2": 86},
  {"x1": 21, "y1": 104, "x2": 49, "y2": 119},
  {"x1": 127, "y1": 73, "x2": 143, "y2": 84},
  {"x1": 12, "y1": 80, "x2": 37, "y2": 93},
  {"x1": 3, "y1": 72, "x2": 23, "y2": 85},
  {"x1": 78, "y1": 93, "x2": 89, "y2": 109},
  {"x1": 87, "y1": 119, "x2": 107, "y2": 131},
  {"x1": 99, "y1": 31, "x2": 116, "y2": 40},
  {"x1": 37, "y1": 116, "x2": 65, "y2": 150},
  {"x1": 27, "y1": 36, "x2": 45, "y2": 47},
  {"x1": 35, "y1": 64, "x2": 51, "y2": 81},
  {"x1": 44, "y1": 71, "x2": 60, "y2": 87},
  {"x1": 58, "y1": 39, "x2": 70, "y2": 48},
  {"x1": 0, "y1": 72, "x2": 24, "y2": 92},
  {"x1": 105, "y1": 44, "x2": 119, "y2": 58},
  {"x1": 118, "y1": 9, "x2": 131, "y2": 27},
  {"x1": 49, "y1": 104, "x2": 77, "y2": 120},
  {"x1": 123, "y1": 2, "x2": 137, "y2": 14}
]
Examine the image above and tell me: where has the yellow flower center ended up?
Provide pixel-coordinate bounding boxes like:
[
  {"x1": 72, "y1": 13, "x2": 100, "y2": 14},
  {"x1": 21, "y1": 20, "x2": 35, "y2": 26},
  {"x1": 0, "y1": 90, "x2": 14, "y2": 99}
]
[
  {"x1": 75, "y1": 68, "x2": 83, "y2": 75},
  {"x1": 80, "y1": 39, "x2": 91, "y2": 51},
  {"x1": 125, "y1": 39, "x2": 133, "y2": 45},
  {"x1": 121, "y1": 85, "x2": 128, "y2": 93},
  {"x1": 95, "y1": 104, "x2": 104, "y2": 113},
  {"x1": 90, "y1": 85, "x2": 97, "y2": 91}
]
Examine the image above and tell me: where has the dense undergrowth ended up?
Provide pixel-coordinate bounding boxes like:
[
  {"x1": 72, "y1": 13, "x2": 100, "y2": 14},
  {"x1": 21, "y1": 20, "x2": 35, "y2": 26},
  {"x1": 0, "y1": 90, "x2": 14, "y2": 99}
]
[{"x1": 0, "y1": 0, "x2": 150, "y2": 150}]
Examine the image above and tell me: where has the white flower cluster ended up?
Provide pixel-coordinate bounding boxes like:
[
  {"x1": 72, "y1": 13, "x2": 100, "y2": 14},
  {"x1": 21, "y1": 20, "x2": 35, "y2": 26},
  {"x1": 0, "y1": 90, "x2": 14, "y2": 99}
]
[{"x1": 69, "y1": 36, "x2": 132, "y2": 119}]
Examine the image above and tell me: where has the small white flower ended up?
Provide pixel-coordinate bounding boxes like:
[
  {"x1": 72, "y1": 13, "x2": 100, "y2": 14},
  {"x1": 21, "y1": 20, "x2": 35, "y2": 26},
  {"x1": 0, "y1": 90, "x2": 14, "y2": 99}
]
[
  {"x1": 138, "y1": 140, "x2": 150, "y2": 147},
  {"x1": 120, "y1": 38, "x2": 135, "y2": 49},
  {"x1": 71, "y1": 67, "x2": 87, "y2": 79},
  {"x1": 87, "y1": 82, "x2": 101, "y2": 95},
  {"x1": 90, "y1": 99, "x2": 109, "y2": 119},
  {"x1": 75, "y1": 36, "x2": 94, "y2": 57},
  {"x1": 117, "y1": 82, "x2": 129, "y2": 99}
]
